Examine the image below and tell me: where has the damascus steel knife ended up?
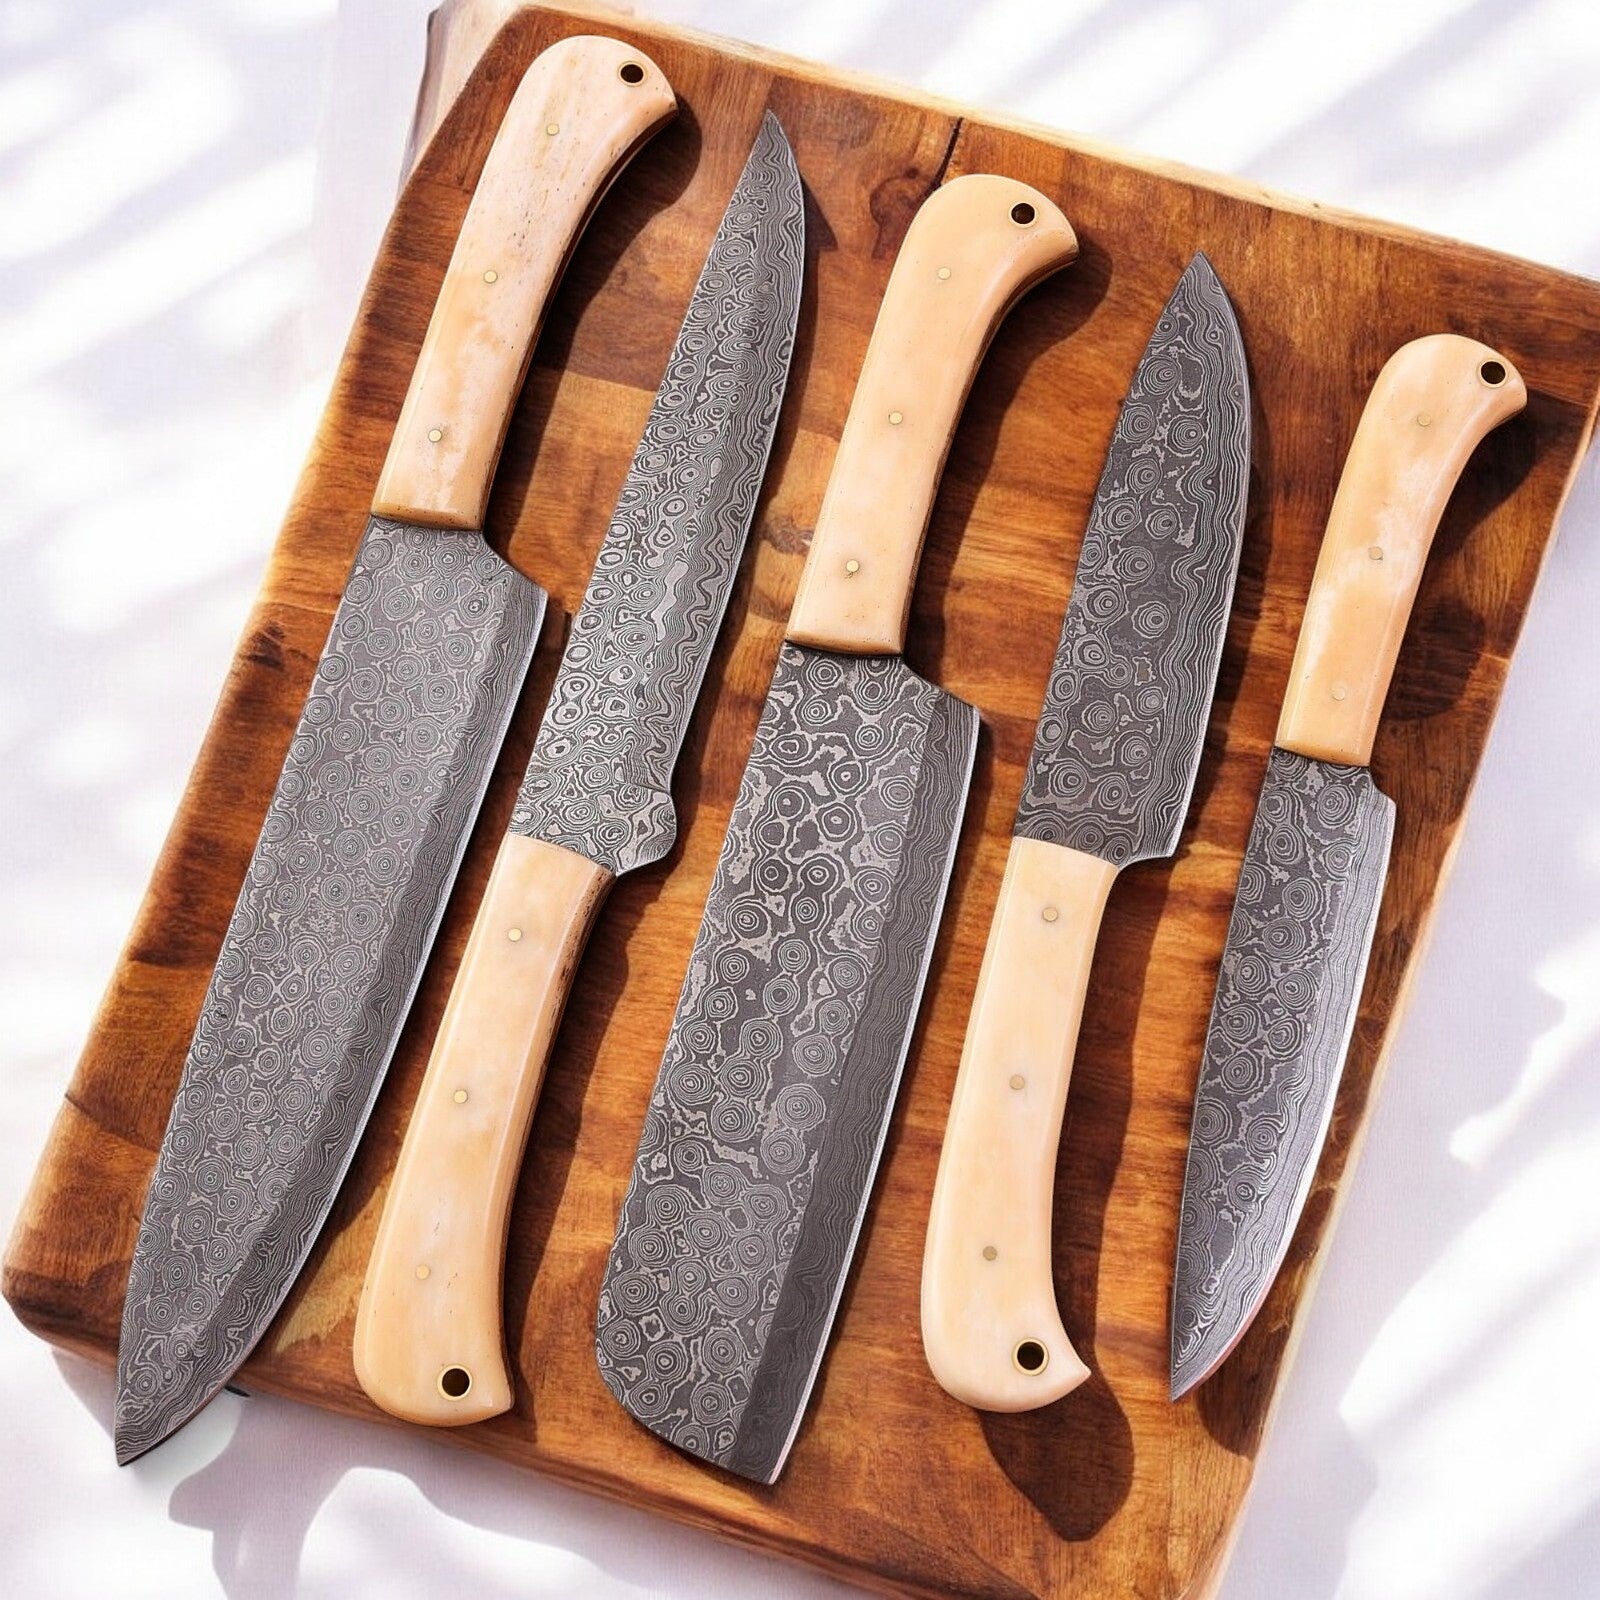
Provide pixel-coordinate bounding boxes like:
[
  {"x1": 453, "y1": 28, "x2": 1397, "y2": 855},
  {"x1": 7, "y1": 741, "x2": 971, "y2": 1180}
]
[
  {"x1": 596, "y1": 174, "x2": 1079, "y2": 1483},
  {"x1": 1170, "y1": 334, "x2": 1525, "y2": 1399},
  {"x1": 921, "y1": 256, "x2": 1250, "y2": 1411},
  {"x1": 352, "y1": 115, "x2": 804, "y2": 1426},
  {"x1": 114, "y1": 36, "x2": 677, "y2": 1463}
]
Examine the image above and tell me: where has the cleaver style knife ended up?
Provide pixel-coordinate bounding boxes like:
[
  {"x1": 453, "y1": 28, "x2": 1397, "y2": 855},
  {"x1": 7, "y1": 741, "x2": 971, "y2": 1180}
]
[
  {"x1": 1170, "y1": 334, "x2": 1525, "y2": 1399},
  {"x1": 353, "y1": 114, "x2": 804, "y2": 1426},
  {"x1": 114, "y1": 36, "x2": 676, "y2": 1463},
  {"x1": 597, "y1": 174, "x2": 1079, "y2": 1483},
  {"x1": 921, "y1": 256, "x2": 1250, "y2": 1410}
]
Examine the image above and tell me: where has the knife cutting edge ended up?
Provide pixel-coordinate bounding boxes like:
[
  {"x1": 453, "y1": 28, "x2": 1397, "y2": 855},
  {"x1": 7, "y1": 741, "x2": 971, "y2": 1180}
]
[
  {"x1": 921, "y1": 255, "x2": 1251, "y2": 1411},
  {"x1": 1170, "y1": 333, "x2": 1526, "y2": 1399},
  {"x1": 596, "y1": 173, "x2": 1079, "y2": 1483},
  {"x1": 353, "y1": 113, "x2": 804, "y2": 1426},
  {"x1": 114, "y1": 35, "x2": 676, "y2": 1463}
]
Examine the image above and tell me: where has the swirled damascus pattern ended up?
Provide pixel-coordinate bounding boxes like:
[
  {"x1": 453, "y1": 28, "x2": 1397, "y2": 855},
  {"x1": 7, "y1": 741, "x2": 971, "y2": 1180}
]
[
  {"x1": 1171, "y1": 747, "x2": 1394, "y2": 1398},
  {"x1": 1015, "y1": 254, "x2": 1249, "y2": 864},
  {"x1": 513, "y1": 113, "x2": 803, "y2": 875},
  {"x1": 116, "y1": 517, "x2": 545, "y2": 1461},
  {"x1": 597, "y1": 644, "x2": 977, "y2": 1482}
]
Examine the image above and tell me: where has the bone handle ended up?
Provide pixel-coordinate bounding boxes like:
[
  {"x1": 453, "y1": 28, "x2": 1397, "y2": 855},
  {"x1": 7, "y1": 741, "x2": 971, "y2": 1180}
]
[
  {"x1": 354, "y1": 833, "x2": 610, "y2": 1424},
  {"x1": 373, "y1": 34, "x2": 675, "y2": 529},
  {"x1": 784, "y1": 175, "x2": 1078, "y2": 655},
  {"x1": 921, "y1": 835, "x2": 1107, "y2": 1410},
  {"x1": 1277, "y1": 334, "x2": 1525, "y2": 766}
]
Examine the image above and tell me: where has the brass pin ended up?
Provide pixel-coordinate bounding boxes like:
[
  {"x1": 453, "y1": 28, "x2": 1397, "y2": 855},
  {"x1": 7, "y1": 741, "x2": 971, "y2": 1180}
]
[
  {"x1": 845, "y1": 559, "x2": 861, "y2": 576},
  {"x1": 427, "y1": 427, "x2": 443, "y2": 443},
  {"x1": 1332, "y1": 683, "x2": 1349, "y2": 702},
  {"x1": 888, "y1": 410, "x2": 904, "y2": 425},
  {"x1": 1009, "y1": 1074, "x2": 1026, "y2": 1091},
  {"x1": 1042, "y1": 906, "x2": 1059, "y2": 924},
  {"x1": 545, "y1": 122, "x2": 560, "y2": 136},
  {"x1": 483, "y1": 269, "x2": 498, "y2": 284},
  {"x1": 452, "y1": 1089, "x2": 468, "y2": 1105},
  {"x1": 507, "y1": 927, "x2": 523, "y2": 942},
  {"x1": 1417, "y1": 412, "x2": 1432, "y2": 427},
  {"x1": 1369, "y1": 545, "x2": 1384, "y2": 561},
  {"x1": 415, "y1": 1264, "x2": 431, "y2": 1281},
  {"x1": 982, "y1": 1245, "x2": 998, "y2": 1261},
  {"x1": 936, "y1": 266, "x2": 951, "y2": 281}
]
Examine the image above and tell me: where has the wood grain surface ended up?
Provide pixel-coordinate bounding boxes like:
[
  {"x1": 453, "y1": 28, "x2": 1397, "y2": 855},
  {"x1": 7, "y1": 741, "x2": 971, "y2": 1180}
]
[{"x1": 8, "y1": 5, "x2": 1600, "y2": 1597}]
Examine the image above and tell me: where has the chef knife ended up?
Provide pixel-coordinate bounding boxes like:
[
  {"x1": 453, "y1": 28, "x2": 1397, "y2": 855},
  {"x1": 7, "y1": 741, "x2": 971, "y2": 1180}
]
[
  {"x1": 114, "y1": 35, "x2": 676, "y2": 1463},
  {"x1": 1170, "y1": 333, "x2": 1525, "y2": 1399},
  {"x1": 596, "y1": 174, "x2": 1078, "y2": 1483},
  {"x1": 921, "y1": 255, "x2": 1250, "y2": 1411},
  {"x1": 352, "y1": 114, "x2": 804, "y2": 1426}
]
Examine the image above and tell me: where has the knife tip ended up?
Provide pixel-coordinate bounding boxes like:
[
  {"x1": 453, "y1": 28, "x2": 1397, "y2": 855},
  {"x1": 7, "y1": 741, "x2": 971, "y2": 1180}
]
[{"x1": 112, "y1": 1404, "x2": 157, "y2": 1467}]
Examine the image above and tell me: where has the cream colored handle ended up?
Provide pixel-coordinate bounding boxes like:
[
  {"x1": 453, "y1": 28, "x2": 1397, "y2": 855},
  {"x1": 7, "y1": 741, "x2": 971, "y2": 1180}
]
[
  {"x1": 354, "y1": 833, "x2": 610, "y2": 1424},
  {"x1": 1277, "y1": 334, "x2": 1525, "y2": 765},
  {"x1": 921, "y1": 835, "x2": 1109, "y2": 1410},
  {"x1": 785, "y1": 175, "x2": 1078, "y2": 655},
  {"x1": 373, "y1": 35, "x2": 675, "y2": 529}
]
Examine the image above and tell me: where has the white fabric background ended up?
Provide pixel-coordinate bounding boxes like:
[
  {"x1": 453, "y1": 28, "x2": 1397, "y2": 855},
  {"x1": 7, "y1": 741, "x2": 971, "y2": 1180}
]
[{"x1": 4, "y1": 2, "x2": 1599, "y2": 1596}]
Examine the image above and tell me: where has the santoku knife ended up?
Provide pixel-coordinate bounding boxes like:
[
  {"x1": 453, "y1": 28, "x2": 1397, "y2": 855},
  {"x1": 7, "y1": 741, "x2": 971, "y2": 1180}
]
[
  {"x1": 596, "y1": 174, "x2": 1078, "y2": 1483},
  {"x1": 353, "y1": 114, "x2": 804, "y2": 1426},
  {"x1": 114, "y1": 35, "x2": 676, "y2": 1463},
  {"x1": 1170, "y1": 333, "x2": 1525, "y2": 1399},
  {"x1": 921, "y1": 255, "x2": 1250, "y2": 1411}
]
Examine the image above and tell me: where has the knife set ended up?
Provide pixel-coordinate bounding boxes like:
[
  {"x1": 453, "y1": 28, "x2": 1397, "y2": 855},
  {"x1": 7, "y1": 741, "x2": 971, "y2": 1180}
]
[{"x1": 112, "y1": 34, "x2": 1528, "y2": 1483}]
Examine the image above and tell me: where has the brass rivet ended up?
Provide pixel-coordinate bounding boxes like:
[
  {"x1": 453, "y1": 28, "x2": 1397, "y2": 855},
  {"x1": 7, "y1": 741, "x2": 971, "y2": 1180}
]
[
  {"x1": 452, "y1": 1089, "x2": 468, "y2": 1105},
  {"x1": 845, "y1": 558, "x2": 861, "y2": 576},
  {"x1": 1417, "y1": 412, "x2": 1432, "y2": 427},
  {"x1": 508, "y1": 927, "x2": 523, "y2": 942},
  {"x1": 415, "y1": 1264, "x2": 431, "y2": 1281},
  {"x1": 1009, "y1": 1074, "x2": 1025, "y2": 1091},
  {"x1": 982, "y1": 1245, "x2": 998, "y2": 1261},
  {"x1": 1369, "y1": 545, "x2": 1384, "y2": 561},
  {"x1": 427, "y1": 427, "x2": 443, "y2": 443},
  {"x1": 545, "y1": 122, "x2": 560, "y2": 136},
  {"x1": 888, "y1": 410, "x2": 904, "y2": 425},
  {"x1": 1013, "y1": 1339, "x2": 1049, "y2": 1375},
  {"x1": 936, "y1": 266, "x2": 951, "y2": 281},
  {"x1": 483, "y1": 269, "x2": 498, "y2": 284},
  {"x1": 1042, "y1": 906, "x2": 1059, "y2": 923},
  {"x1": 1332, "y1": 683, "x2": 1349, "y2": 702}
]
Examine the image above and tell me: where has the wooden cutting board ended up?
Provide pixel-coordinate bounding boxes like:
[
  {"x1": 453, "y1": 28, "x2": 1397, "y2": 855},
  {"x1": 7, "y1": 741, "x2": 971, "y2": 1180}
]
[{"x1": 8, "y1": 5, "x2": 1600, "y2": 1596}]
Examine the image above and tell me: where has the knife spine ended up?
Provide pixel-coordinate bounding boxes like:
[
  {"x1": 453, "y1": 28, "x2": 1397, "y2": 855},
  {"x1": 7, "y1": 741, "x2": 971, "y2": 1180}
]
[
  {"x1": 785, "y1": 174, "x2": 1078, "y2": 657},
  {"x1": 373, "y1": 35, "x2": 676, "y2": 531}
]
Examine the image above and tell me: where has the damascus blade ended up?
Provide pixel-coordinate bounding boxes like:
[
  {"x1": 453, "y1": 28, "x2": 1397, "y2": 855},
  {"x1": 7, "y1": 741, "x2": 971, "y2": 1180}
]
[
  {"x1": 597, "y1": 174, "x2": 1079, "y2": 1482},
  {"x1": 350, "y1": 115, "x2": 803, "y2": 1427},
  {"x1": 1168, "y1": 333, "x2": 1525, "y2": 1399},
  {"x1": 1170, "y1": 748, "x2": 1393, "y2": 1397},
  {"x1": 114, "y1": 34, "x2": 678, "y2": 1461},
  {"x1": 1016, "y1": 254, "x2": 1249, "y2": 860},
  {"x1": 513, "y1": 112, "x2": 803, "y2": 873},
  {"x1": 116, "y1": 522, "x2": 545, "y2": 1460},
  {"x1": 919, "y1": 254, "x2": 1250, "y2": 1413},
  {"x1": 597, "y1": 644, "x2": 976, "y2": 1480}
]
